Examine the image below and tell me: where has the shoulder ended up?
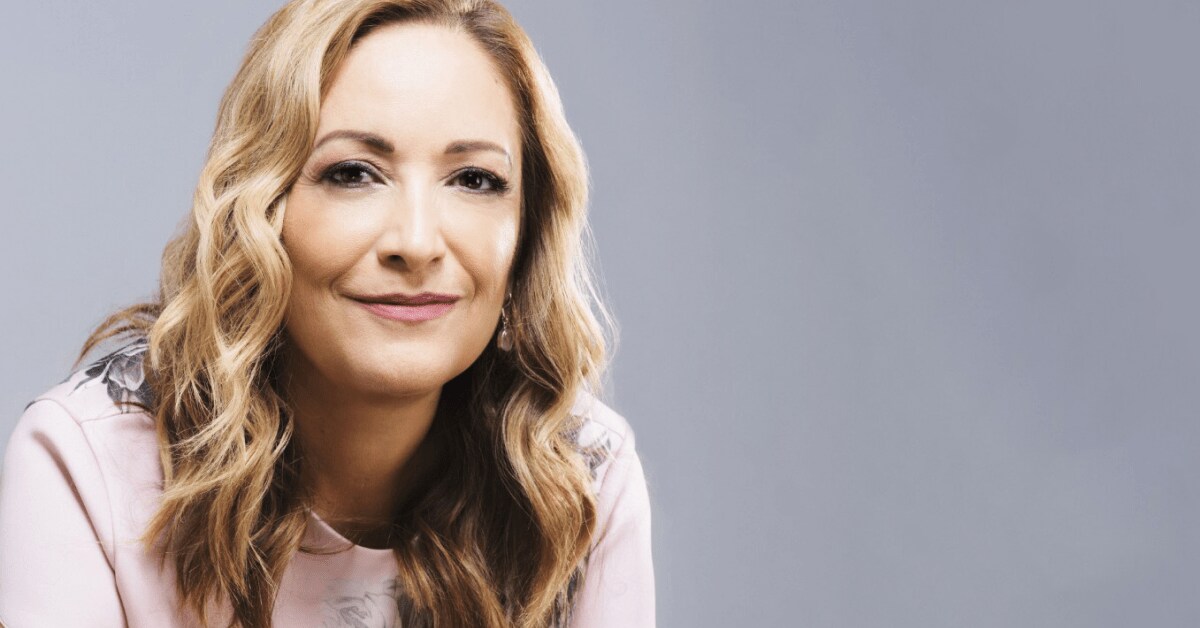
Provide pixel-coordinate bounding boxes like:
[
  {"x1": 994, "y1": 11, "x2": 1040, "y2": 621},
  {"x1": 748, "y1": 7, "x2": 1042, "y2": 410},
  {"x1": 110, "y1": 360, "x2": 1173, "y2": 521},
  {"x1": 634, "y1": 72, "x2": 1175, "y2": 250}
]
[
  {"x1": 3, "y1": 337, "x2": 163, "y2": 547},
  {"x1": 6, "y1": 336, "x2": 161, "y2": 479},
  {"x1": 566, "y1": 391, "x2": 656, "y2": 624},
  {"x1": 14, "y1": 338, "x2": 153, "y2": 428},
  {"x1": 8, "y1": 340, "x2": 159, "y2": 468},
  {"x1": 568, "y1": 389, "x2": 640, "y2": 488},
  {"x1": 13, "y1": 338, "x2": 153, "y2": 432},
  {"x1": 0, "y1": 341, "x2": 165, "y2": 624},
  {"x1": 4, "y1": 339, "x2": 162, "y2": 517},
  {"x1": 566, "y1": 389, "x2": 651, "y2": 544}
]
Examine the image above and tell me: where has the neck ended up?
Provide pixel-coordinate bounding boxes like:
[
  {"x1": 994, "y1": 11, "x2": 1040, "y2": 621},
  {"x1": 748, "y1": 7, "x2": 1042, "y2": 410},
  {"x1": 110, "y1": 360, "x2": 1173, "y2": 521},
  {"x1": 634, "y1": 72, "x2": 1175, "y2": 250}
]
[{"x1": 280, "y1": 351, "x2": 444, "y2": 548}]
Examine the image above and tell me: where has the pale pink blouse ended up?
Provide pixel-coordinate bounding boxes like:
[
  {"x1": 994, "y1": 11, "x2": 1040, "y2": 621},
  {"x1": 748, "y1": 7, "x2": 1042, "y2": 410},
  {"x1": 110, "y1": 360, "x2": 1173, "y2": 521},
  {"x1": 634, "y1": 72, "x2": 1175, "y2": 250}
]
[{"x1": 0, "y1": 344, "x2": 654, "y2": 627}]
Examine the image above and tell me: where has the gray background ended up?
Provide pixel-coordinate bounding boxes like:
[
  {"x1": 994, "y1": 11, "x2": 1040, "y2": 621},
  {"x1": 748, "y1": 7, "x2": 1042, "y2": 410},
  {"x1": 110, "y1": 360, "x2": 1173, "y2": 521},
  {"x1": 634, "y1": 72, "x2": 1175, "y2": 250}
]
[{"x1": 1, "y1": 1, "x2": 1197, "y2": 626}]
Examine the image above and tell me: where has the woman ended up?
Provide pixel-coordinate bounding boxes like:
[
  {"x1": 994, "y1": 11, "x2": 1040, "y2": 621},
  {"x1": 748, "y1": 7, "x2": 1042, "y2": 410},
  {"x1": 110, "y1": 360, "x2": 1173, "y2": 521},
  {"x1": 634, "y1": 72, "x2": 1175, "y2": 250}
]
[{"x1": 0, "y1": 0, "x2": 653, "y2": 626}]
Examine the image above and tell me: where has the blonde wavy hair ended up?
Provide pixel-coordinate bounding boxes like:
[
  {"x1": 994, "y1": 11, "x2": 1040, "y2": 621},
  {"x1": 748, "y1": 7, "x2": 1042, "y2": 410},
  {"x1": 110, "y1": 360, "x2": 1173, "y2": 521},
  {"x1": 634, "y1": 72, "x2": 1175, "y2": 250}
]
[{"x1": 81, "y1": 0, "x2": 614, "y2": 625}]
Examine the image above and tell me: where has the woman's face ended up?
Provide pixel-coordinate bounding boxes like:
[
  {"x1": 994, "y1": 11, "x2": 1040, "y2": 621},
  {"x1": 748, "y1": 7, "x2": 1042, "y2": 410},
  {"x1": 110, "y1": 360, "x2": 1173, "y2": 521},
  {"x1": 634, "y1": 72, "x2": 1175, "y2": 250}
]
[{"x1": 281, "y1": 22, "x2": 522, "y2": 399}]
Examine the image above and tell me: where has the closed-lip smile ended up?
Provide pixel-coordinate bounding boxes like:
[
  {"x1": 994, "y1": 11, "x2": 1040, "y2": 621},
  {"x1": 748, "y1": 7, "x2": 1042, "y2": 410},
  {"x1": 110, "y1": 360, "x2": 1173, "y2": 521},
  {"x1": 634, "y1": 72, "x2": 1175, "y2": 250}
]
[
  {"x1": 349, "y1": 292, "x2": 460, "y2": 305},
  {"x1": 348, "y1": 292, "x2": 460, "y2": 322}
]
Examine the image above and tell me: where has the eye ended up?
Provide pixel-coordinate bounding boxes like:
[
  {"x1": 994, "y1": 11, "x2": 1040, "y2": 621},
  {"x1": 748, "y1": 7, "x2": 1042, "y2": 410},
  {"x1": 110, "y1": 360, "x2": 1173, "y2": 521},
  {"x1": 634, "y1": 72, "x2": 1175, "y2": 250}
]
[
  {"x1": 321, "y1": 160, "x2": 382, "y2": 188},
  {"x1": 452, "y1": 168, "x2": 510, "y2": 194}
]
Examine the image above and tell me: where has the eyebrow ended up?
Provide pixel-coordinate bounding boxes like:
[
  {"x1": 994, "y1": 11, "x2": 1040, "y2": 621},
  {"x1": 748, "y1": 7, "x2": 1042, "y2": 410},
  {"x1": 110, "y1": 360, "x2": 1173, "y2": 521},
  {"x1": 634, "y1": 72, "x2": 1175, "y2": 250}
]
[
  {"x1": 445, "y1": 140, "x2": 513, "y2": 168},
  {"x1": 312, "y1": 130, "x2": 511, "y2": 166},
  {"x1": 312, "y1": 129, "x2": 395, "y2": 154}
]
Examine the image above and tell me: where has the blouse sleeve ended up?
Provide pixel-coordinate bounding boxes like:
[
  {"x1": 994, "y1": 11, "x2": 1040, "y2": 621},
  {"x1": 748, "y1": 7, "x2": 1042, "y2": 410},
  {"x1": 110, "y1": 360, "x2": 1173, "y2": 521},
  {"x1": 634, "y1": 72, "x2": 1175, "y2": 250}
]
[
  {"x1": 570, "y1": 428, "x2": 656, "y2": 627},
  {"x1": 0, "y1": 399, "x2": 125, "y2": 627}
]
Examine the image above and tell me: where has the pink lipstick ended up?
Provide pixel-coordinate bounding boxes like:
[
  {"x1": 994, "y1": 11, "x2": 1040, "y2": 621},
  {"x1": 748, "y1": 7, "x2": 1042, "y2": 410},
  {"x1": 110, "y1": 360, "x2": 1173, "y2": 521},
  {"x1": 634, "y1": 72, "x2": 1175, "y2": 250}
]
[{"x1": 350, "y1": 292, "x2": 459, "y2": 322}]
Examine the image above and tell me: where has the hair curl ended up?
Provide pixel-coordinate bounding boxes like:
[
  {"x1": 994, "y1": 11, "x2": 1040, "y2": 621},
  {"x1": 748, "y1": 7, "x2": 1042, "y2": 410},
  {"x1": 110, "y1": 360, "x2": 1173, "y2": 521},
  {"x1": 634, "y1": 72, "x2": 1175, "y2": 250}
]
[{"x1": 81, "y1": 1, "x2": 615, "y2": 625}]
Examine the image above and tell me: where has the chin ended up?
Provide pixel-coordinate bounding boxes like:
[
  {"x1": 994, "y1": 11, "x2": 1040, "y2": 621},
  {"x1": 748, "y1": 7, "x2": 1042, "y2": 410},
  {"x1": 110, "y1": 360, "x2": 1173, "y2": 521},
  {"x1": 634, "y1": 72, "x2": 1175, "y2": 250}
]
[
  {"x1": 283, "y1": 325, "x2": 491, "y2": 401},
  {"x1": 347, "y1": 351, "x2": 471, "y2": 399}
]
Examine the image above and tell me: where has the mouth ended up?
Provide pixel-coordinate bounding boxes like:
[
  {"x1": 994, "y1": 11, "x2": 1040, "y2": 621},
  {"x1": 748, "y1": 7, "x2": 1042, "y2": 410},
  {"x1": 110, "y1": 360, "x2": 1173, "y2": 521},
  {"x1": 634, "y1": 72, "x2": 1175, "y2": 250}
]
[{"x1": 348, "y1": 292, "x2": 460, "y2": 323}]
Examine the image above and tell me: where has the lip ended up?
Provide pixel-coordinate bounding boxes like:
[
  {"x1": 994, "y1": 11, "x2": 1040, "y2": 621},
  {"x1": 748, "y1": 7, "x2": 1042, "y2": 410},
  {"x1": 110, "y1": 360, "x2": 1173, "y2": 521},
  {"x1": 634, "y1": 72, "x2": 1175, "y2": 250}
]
[{"x1": 349, "y1": 292, "x2": 459, "y2": 323}]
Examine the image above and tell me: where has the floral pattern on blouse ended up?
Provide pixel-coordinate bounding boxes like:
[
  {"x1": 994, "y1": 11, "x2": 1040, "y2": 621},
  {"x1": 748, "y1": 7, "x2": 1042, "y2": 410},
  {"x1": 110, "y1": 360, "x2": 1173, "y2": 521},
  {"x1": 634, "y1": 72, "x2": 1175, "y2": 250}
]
[
  {"x1": 566, "y1": 414, "x2": 616, "y2": 480},
  {"x1": 73, "y1": 338, "x2": 152, "y2": 407},
  {"x1": 320, "y1": 578, "x2": 402, "y2": 628}
]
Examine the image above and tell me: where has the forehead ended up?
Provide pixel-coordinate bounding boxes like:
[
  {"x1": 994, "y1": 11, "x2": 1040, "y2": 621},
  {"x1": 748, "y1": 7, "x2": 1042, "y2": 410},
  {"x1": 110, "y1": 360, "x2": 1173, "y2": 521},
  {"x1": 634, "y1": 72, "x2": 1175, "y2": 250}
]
[{"x1": 317, "y1": 22, "x2": 520, "y2": 155}]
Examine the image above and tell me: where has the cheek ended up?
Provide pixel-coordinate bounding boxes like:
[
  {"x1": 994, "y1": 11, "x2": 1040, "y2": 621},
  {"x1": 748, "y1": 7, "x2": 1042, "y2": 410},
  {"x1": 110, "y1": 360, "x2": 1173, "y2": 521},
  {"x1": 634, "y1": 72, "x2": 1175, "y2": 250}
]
[
  {"x1": 451, "y1": 211, "x2": 520, "y2": 297},
  {"x1": 282, "y1": 191, "x2": 378, "y2": 290}
]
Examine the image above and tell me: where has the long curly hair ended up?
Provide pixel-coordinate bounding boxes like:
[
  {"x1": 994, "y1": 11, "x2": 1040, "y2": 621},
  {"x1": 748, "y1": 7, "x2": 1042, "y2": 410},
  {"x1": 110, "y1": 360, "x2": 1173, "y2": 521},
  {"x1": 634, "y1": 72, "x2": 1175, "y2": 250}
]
[{"x1": 80, "y1": 1, "x2": 614, "y2": 625}]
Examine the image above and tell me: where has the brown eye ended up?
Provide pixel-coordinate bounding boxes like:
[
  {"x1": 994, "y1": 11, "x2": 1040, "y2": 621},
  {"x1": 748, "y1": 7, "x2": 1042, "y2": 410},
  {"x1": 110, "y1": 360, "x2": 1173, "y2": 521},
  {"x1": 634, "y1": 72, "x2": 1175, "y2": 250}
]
[
  {"x1": 460, "y1": 171, "x2": 486, "y2": 190},
  {"x1": 452, "y1": 168, "x2": 509, "y2": 194},
  {"x1": 322, "y1": 161, "x2": 381, "y2": 188}
]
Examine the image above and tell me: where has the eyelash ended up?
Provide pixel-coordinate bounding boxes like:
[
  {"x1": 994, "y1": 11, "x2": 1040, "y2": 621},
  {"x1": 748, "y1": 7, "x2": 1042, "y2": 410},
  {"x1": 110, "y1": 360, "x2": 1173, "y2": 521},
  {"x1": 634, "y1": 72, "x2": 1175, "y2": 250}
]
[
  {"x1": 454, "y1": 167, "x2": 511, "y2": 194},
  {"x1": 318, "y1": 160, "x2": 510, "y2": 195},
  {"x1": 319, "y1": 160, "x2": 380, "y2": 189}
]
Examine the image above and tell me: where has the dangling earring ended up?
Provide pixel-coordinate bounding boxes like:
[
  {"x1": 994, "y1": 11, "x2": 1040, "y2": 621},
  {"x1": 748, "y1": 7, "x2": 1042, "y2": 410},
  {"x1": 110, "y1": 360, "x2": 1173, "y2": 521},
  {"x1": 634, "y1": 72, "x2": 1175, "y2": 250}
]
[{"x1": 497, "y1": 292, "x2": 514, "y2": 352}]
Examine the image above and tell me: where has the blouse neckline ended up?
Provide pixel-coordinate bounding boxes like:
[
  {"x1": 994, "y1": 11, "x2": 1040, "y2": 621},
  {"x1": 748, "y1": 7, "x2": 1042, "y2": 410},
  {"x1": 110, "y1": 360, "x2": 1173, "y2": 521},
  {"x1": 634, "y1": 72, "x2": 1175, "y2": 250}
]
[{"x1": 304, "y1": 509, "x2": 398, "y2": 558}]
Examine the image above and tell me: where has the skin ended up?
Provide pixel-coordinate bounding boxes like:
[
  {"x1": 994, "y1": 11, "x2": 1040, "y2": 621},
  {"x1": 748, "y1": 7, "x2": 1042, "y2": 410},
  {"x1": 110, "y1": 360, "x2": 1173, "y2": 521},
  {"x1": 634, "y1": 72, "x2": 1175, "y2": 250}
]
[{"x1": 278, "y1": 22, "x2": 523, "y2": 547}]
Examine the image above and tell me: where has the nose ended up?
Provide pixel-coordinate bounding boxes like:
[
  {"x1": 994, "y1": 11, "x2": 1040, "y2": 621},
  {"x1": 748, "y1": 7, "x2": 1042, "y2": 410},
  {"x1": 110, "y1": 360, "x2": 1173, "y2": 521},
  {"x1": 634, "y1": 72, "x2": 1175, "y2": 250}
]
[{"x1": 375, "y1": 183, "x2": 446, "y2": 272}]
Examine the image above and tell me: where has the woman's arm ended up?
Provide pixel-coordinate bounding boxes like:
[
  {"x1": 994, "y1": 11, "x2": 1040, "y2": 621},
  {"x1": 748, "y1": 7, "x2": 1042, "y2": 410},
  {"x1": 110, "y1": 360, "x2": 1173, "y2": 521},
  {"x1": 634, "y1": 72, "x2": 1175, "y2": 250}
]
[
  {"x1": 571, "y1": 427, "x2": 656, "y2": 627},
  {"x1": 0, "y1": 399, "x2": 125, "y2": 626}
]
